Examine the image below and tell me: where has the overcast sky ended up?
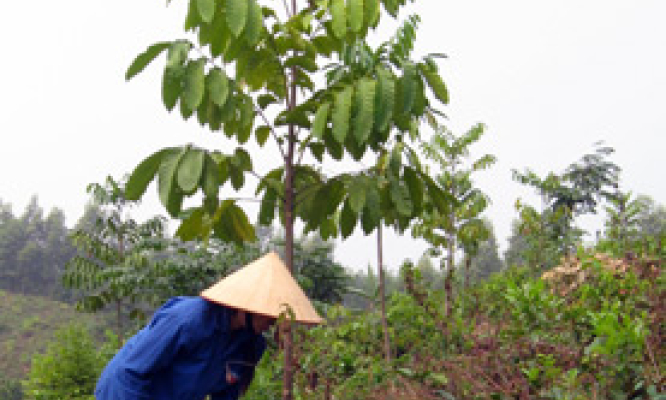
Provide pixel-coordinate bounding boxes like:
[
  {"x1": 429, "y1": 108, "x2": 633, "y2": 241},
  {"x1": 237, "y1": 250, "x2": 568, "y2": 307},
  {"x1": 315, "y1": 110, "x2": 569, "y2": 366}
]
[{"x1": 1, "y1": 1, "x2": 664, "y2": 272}]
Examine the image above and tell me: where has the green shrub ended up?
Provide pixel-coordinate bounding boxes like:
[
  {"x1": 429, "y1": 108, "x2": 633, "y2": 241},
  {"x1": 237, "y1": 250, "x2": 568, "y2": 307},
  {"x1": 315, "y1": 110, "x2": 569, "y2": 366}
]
[
  {"x1": 0, "y1": 378, "x2": 23, "y2": 400},
  {"x1": 23, "y1": 324, "x2": 117, "y2": 400}
]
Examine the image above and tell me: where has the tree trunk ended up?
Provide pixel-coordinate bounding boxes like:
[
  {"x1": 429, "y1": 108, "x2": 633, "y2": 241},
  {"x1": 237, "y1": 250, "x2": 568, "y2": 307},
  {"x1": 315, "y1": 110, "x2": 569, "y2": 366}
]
[
  {"x1": 116, "y1": 300, "x2": 123, "y2": 345},
  {"x1": 282, "y1": 2, "x2": 297, "y2": 396},
  {"x1": 445, "y1": 234, "x2": 455, "y2": 316},
  {"x1": 377, "y1": 225, "x2": 392, "y2": 364},
  {"x1": 117, "y1": 234, "x2": 125, "y2": 344},
  {"x1": 282, "y1": 103, "x2": 296, "y2": 400},
  {"x1": 464, "y1": 255, "x2": 472, "y2": 288}
]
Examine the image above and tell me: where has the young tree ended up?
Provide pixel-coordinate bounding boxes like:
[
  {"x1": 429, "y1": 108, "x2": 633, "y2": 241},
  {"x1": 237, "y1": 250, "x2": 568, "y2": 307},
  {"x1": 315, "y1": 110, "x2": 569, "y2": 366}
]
[
  {"x1": 468, "y1": 220, "x2": 503, "y2": 281},
  {"x1": 23, "y1": 324, "x2": 115, "y2": 400},
  {"x1": 62, "y1": 177, "x2": 167, "y2": 342},
  {"x1": 513, "y1": 144, "x2": 620, "y2": 259},
  {"x1": 600, "y1": 193, "x2": 666, "y2": 258},
  {"x1": 412, "y1": 123, "x2": 496, "y2": 315},
  {"x1": 123, "y1": 1, "x2": 452, "y2": 396},
  {"x1": 602, "y1": 190, "x2": 644, "y2": 256}
]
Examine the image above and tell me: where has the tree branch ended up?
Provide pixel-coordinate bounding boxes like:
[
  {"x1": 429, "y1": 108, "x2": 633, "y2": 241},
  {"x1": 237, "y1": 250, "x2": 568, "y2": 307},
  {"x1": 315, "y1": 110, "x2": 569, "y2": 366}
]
[{"x1": 255, "y1": 104, "x2": 286, "y2": 160}]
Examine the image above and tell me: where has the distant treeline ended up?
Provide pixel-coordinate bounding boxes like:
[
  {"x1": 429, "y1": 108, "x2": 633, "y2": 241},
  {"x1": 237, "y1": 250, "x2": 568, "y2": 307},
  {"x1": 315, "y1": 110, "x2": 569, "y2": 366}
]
[{"x1": 0, "y1": 196, "x2": 77, "y2": 300}]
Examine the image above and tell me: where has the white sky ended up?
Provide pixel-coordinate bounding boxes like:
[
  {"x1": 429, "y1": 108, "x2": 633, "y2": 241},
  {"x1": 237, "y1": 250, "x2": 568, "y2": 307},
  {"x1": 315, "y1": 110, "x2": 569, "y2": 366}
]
[{"x1": 1, "y1": 1, "x2": 664, "y2": 272}]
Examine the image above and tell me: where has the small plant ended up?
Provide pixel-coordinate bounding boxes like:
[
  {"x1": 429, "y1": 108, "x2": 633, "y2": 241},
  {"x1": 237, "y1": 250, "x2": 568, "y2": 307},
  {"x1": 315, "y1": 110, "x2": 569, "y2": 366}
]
[{"x1": 23, "y1": 324, "x2": 115, "y2": 400}]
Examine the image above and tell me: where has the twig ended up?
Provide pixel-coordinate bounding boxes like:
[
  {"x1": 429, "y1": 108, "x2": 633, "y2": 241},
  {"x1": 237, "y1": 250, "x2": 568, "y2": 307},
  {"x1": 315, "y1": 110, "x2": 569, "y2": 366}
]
[
  {"x1": 282, "y1": 0, "x2": 293, "y2": 18},
  {"x1": 254, "y1": 104, "x2": 286, "y2": 160}
]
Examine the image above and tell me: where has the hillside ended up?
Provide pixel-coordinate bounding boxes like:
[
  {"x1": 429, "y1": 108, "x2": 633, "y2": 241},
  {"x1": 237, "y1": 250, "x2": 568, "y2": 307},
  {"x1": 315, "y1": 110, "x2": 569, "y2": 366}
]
[{"x1": 0, "y1": 289, "x2": 107, "y2": 381}]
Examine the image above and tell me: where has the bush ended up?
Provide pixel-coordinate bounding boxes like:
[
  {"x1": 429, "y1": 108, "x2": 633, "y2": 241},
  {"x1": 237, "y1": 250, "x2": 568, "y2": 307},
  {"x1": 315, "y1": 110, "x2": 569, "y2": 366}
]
[
  {"x1": 23, "y1": 324, "x2": 117, "y2": 400},
  {"x1": 0, "y1": 378, "x2": 23, "y2": 400}
]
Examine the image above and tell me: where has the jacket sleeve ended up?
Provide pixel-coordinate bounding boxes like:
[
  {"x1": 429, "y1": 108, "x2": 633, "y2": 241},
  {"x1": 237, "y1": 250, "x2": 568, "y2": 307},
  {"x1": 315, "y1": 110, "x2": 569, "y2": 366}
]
[{"x1": 122, "y1": 299, "x2": 196, "y2": 376}]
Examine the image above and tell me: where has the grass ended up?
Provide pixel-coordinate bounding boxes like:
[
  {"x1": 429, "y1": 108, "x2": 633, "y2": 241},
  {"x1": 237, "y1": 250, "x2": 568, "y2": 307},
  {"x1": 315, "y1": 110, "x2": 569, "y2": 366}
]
[{"x1": 0, "y1": 289, "x2": 108, "y2": 381}]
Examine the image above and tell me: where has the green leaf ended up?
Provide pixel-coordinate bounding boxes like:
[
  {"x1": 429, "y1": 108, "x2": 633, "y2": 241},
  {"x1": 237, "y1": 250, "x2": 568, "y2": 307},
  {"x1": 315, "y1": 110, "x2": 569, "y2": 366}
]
[
  {"x1": 375, "y1": 67, "x2": 394, "y2": 132},
  {"x1": 400, "y1": 62, "x2": 416, "y2": 115},
  {"x1": 331, "y1": 0, "x2": 347, "y2": 39},
  {"x1": 214, "y1": 200, "x2": 256, "y2": 244},
  {"x1": 353, "y1": 78, "x2": 375, "y2": 144},
  {"x1": 420, "y1": 64, "x2": 449, "y2": 104},
  {"x1": 319, "y1": 217, "x2": 337, "y2": 240},
  {"x1": 180, "y1": 94, "x2": 195, "y2": 119},
  {"x1": 239, "y1": 96, "x2": 255, "y2": 128},
  {"x1": 312, "y1": 103, "x2": 330, "y2": 139},
  {"x1": 166, "y1": 41, "x2": 191, "y2": 68},
  {"x1": 226, "y1": 0, "x2": 248, "y2": 37},
  {"x1": 309, "y1": 143, "x2": 325, "y2": 162},
  {"x1": 364, "y1": 0, "x2": 380, "y2": 28},
  {"x1": 196, "y1": 90, "x2": 211, "y2": 125},
  {"x1": 255, "y1": 125, "x2": 271, "y2": 146},
  {"x1": 206, "y1": 68, "x2": 229, "y2": 107},
  {"x1": 162, "y1": 67, "x2": 183, "y2": 111},
  {"x1": 347, "y1": 0, "x2": 363, "y2": 33},
  {"x1": 244, "y1": 0, "x2": 263, "y2": 46},
  {"x1": 237, "y1": 121, "x2": 253, "y2": 144},
  {"x1": 158, "y1": 148, "x2": 187, "y2": 216},
  {"x1": 285, "y1": 55, "x2": 318, "y2": 72},
  {"x1": 259, "y1": 188, "x2": 278, "y2": 225},
  {"x1": 126, "y1": 42, "x2": 170, "y2": 81},
  {"x1": 196, "y1": 0, "x2": 215, "y2": 23},
  {"x1": 257, "y1": 94, "x2": 277, "y2": 109},
  {"x1": 126, "y1": 148, "x2": 174, "y2": 200},
  {"x1": 348, "y1": 176, "x2": 367, "y2": 213},
  {"x1": 312, "y1": 35, "x2": 339, "y2": 57},
  {"x1": 403, "y1": 166, "x2": 423, "y2": 212},
  {"x1": 276, "y1": 108, "x2": 311, "y2": 129},
  {"x1": 332, "y1": 86, "x2": 353, "y2": 143},
  {"x1": 411, "y1": 74, "x2": 427, "y2": 117},
  {"x1": 324, "y1": 128, "x2": 343, "y2": 160},
  {"x1": 183, "y1": 59, "x2": 206, "y2": 110},
  {"x1": 361, "y1": 183, "x2": 381, "y2": 234},
  {"x1": 423, "y1": 174, "x2": 450, "y2": 214},
  {"x1": 201, "y1": 154, "x2": 220, "y2": 198},
  {"x1": 382, "y1": 0, "x2": 398, "y2": 18},
  {"x1": 177, "y1": 148, "x2": 205, "y2": 194},
  {"x1": 340, "y1": 200, "x2": 357, "y2": 238},
  {"x1": 391, "y1": 179, "x2": 413, "y2": 216},
  {"x1": 175, "y1": 208, "x2": 204, "y2": 241},
  {"x1": 234, "y1": 147, "x2": 253, "y2": 171},
  {"x1": 186, "y1": 0, "x2": 203, "y2": 31},
  {"x1": 211, "y1": 14, "x2": 231, "y2": 56},
  {"x1": 318, "y1": 178, "x2": 346, "y2": 216}
]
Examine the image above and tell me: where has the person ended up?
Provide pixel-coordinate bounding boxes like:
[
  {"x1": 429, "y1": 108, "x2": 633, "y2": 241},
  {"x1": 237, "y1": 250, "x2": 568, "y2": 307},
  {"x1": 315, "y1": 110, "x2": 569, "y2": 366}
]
[{"x1": 94, "y1": 252, "x2": 323, "y2": 400}]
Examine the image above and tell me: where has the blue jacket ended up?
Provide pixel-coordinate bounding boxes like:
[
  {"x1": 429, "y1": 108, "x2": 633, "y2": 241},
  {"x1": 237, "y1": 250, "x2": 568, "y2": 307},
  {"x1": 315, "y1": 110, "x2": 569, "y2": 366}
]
[{"x1": 95, "y1": 297, "x2": 266, "y2": 400}]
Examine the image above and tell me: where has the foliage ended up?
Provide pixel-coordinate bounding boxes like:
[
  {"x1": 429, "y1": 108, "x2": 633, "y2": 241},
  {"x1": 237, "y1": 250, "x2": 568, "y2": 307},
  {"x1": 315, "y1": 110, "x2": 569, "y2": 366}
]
[
  {"x1": 239, "y1": 248, "x2": 664, "y2": 400},
  {"x1": 0, "y1": 378, "x2": 23, "y2": 400},
  {"x1": 124, "y1": 2, "x2": 452, "y2": 395},
  {"x1": 0, "y1": 196, "x2": 75, "y2": 299},
  {"x1": 23, "y1": 324, "x2": 117, "y2": 400},
  {"x1": 513, "y1": 144, "x2": 621, "y2": 262},
  {"x1": 413, "y1": 123, "x2": 495, "y2": 265},
  {"x1": 412, "y1": 122, "x2": 496, "y2": 314},
  {"x1": 598, "y1": 193, "x2": 666, "y2": 259},
  {"x1": 62, "y1": 177, "x2": 167, "y2": 341},
  {"x1": 124, "y1": 0, "x2": 452, "y2": 246},
  {"x1": 0, "y1": 289, "x2": 107, "y2": 383}
]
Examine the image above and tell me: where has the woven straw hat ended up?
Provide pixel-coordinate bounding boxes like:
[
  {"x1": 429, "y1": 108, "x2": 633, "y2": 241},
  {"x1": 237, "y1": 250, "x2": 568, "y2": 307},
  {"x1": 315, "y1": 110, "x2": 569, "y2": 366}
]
[{"x1": 201, "y1": 252, "x2": 323, "y2": 325}]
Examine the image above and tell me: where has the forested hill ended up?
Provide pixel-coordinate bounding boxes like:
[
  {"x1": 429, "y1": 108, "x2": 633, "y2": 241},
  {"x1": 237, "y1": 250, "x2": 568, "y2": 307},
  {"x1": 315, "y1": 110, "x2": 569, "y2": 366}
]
[
  {"x1": 0, "y1": 196, "x2": 77, "y2": 300},
  {"x1": 0, "y1": 289, "x2": 105, "y2": 381}
]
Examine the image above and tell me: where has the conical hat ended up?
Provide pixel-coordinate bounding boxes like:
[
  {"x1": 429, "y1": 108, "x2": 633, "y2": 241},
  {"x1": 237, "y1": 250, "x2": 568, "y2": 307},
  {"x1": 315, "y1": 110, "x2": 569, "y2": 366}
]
[{"x1": 201, "y1": 252, "x2": 323, "y2": 325}]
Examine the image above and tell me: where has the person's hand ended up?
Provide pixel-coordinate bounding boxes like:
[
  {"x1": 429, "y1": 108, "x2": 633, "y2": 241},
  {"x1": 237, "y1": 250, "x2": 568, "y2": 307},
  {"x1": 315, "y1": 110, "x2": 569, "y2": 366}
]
[{"x1": 226, "y1": 370, "x2": 239, "y2": 385}]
